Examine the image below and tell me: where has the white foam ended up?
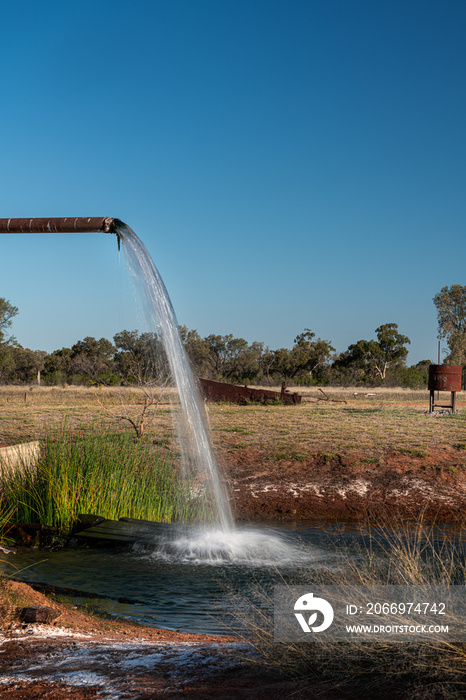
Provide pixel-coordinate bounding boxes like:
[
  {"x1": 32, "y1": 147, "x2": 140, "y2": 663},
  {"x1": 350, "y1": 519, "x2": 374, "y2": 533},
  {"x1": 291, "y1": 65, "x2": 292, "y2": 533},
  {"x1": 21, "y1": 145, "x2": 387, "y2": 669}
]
[{"x1": 140, "y1": 525, "x2": 315, "y2": 566}]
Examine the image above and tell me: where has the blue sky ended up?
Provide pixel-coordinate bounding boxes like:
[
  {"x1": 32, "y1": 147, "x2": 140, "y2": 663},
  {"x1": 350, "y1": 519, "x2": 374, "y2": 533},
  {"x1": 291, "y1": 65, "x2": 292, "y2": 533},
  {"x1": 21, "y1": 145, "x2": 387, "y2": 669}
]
[{"x1": 1, "y1": 0, "x2": 465, "y2": 364}]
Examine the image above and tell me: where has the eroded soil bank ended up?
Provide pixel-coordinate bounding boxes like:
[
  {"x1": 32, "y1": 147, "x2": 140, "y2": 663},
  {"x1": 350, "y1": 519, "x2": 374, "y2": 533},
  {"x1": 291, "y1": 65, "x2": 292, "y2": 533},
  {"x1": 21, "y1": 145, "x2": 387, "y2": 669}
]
[{"x1": 224, "y1": 446, "x2": 466, "y2": 522}]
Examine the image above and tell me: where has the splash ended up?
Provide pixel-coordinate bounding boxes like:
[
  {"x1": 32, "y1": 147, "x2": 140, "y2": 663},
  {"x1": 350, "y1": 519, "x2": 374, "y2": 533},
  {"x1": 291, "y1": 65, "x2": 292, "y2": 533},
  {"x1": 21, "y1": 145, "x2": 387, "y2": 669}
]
[
  {"x1": 117, "y1": 223, "x2": 234, "y2": 532},
  {"x1": 137, "y1": 525, "x2": 315, "y2": 567}
]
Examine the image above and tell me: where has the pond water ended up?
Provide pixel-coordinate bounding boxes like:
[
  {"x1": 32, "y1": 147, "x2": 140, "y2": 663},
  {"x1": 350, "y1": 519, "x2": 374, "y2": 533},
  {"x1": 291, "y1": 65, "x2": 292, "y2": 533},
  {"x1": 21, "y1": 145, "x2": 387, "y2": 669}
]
[{"x1": 2, "y1": 521, "x2": 463, "y2": 636}]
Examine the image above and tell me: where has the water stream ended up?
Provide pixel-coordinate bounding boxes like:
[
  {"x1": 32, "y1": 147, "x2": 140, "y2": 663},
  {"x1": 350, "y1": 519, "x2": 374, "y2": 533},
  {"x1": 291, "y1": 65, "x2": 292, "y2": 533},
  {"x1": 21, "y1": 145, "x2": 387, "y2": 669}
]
[
  {"x1": 118, "y1": 224, "x2": 313, "y2": 568},
  {"x1": 118, "y1": 223, "x2": 234, "y2": 533}
]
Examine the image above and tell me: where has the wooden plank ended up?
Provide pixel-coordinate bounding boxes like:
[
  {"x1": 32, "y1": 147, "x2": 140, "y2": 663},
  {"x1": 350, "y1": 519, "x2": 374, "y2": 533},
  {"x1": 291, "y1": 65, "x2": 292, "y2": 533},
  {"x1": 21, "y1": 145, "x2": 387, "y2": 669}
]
[{"x1": 74, "y1": 517, "x2": 174, "y2": 547}]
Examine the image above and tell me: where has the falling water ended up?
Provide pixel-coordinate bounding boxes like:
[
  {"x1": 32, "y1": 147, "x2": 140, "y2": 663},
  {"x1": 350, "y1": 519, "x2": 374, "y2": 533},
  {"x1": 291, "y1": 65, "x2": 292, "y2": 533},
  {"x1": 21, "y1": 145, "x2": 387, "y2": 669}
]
[{"x1": 117, "y1": 223, "x2": 234, "y2": 532}]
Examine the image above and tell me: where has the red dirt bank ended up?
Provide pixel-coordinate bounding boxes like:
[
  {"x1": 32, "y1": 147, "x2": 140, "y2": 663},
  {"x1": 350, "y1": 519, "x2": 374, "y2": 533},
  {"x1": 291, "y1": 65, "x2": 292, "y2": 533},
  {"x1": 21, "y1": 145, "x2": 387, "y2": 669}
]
[{"x1": 224, "y1": 446, "x2": 466, "y2": 521}]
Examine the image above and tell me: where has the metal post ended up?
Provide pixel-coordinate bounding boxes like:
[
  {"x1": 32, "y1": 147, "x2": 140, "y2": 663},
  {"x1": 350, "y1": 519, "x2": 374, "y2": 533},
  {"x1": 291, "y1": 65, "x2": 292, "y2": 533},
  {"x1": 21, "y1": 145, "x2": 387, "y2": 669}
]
[{"x1": 437, "y1": 341, "x2": 441, "y2": 403}]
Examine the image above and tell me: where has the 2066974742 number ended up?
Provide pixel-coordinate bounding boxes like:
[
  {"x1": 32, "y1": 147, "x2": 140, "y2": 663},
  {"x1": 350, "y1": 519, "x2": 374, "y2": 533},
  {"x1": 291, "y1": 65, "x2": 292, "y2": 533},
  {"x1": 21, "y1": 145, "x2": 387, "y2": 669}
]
[{"x1": 366, "y1": 602, "x2": 446, "y2": 615}]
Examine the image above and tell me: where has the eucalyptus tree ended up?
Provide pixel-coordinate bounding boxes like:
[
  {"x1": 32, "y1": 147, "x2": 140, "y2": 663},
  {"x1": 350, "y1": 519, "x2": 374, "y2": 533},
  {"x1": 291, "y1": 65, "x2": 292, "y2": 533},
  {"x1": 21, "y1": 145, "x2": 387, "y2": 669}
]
[
  {"x1": 433, "y1": 284, "x2": 466, "y2": 364},
  {"x1": 334, "y1": 324, "x2": 410, "y2": 383},
  {"x1": 178, "y1": 326, "x2": 213, "y2": 378},
  {"x1": 70, "y1": 336, "x2": 116, "y2": 384},
  {"x1": 0, "y1": 298, "x2": 18, "y2": 383},
  {"x1": 114, "y1": 330, "x2": 166, "y2": 383},
  {"x1": 11, "y1": 347, "x2": 46, "y2": 383},
  {"x1": 333, "y1": 339, "x2": 382, "y2": 383},
  {"x1": 373, "y1": 323, "x2": 410, "y2": 379},
  {"x1": 204, "y1": 333, "x2": 263, "y2": 382},
  {"x1": 290, "y1": 329, "x2": 335, "y2": 382},
  {"x1": 0, "y1": 297, "x2": 18, "y2": 345}
]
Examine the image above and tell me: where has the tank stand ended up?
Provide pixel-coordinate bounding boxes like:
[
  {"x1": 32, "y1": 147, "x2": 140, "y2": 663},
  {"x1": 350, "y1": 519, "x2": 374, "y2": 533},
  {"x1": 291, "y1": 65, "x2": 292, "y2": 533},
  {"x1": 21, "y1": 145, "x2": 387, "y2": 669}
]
[{"x1": 429, "y1": 390, "x2": 457, "y2": 413}]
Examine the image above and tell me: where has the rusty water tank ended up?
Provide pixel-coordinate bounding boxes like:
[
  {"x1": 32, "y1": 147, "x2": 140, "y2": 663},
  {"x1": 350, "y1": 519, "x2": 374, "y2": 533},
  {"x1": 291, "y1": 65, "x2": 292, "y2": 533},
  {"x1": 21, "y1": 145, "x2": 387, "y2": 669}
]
[{"x1": 428, "y1": 365, "x2": 463, "y2": 391}]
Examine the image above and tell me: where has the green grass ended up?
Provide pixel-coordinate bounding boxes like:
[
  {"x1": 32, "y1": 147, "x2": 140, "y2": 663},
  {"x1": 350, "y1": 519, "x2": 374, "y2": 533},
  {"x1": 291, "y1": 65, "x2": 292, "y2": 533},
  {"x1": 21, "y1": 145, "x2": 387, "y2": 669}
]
[
  {"x1": 0, "y1": 424, "x2": 212, "y2": 532},
  {"x1": 396, "y1": 447, "x2": 428, "y2": 458},
  {"x1": 216, "y1": 426, "x2": 255, "y2": 435},
  {"x1": 0, "y1": 505, "x2": 16, "y2": 548},
  {"x1": 355, "y1": 456, "x2": 379, "y2": 465},
  {"x1": 269, "y1": 450, "x2": 307, "y2": 462}
]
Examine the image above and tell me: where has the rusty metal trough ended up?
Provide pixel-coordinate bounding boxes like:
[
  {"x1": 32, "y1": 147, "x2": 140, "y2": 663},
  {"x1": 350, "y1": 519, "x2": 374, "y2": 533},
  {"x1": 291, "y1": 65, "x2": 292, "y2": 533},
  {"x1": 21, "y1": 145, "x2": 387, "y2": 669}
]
[{"x1": 199, "y1": 378, "x2": 301, "y2": 405}]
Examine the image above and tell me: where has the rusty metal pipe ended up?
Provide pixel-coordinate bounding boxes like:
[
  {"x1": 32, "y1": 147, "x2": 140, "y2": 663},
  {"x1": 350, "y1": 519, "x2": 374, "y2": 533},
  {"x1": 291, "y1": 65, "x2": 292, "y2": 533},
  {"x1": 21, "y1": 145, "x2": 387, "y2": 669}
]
[
  {"x1": 0, "y1": 217, "x2": 121, "y2": 234},
  {"x1": 0, "y1": 216, "x2": 124, "y2": 249}
]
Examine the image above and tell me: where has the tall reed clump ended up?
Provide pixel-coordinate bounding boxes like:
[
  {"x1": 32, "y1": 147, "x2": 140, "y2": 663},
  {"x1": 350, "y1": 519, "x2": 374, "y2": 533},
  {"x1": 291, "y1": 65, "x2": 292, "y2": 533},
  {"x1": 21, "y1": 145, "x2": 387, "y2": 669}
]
[
  {"x1": 0, "y1": 424, "x2": 212, "y2": 532},
  {"x1": 232, "y1": 516, "x2": 466, "y2": 700},
  {"x1": 0, "y1": 505, "x2": 16, "y2": 550}
]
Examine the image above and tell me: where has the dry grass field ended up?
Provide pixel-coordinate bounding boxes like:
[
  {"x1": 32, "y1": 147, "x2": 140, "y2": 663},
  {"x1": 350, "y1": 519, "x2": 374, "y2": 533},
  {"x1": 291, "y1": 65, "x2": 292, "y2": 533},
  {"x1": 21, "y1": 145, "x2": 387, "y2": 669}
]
[
  {"x1": 2, "y1": 383, "x2": 464, "y2": 521},
  {"x1": 0, "y1": 384, "x2": 465, "y2": 463},
  {"x1": 209, "y1": 386, "x2": 466, "y2": 459}
]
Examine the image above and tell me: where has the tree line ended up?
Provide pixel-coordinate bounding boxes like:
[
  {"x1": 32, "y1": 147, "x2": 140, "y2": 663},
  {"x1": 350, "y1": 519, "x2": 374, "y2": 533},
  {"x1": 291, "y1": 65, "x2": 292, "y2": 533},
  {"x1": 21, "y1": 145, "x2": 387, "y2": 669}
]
[{"x1": 0, "y1": 285, "x2": 464, "y2": 388}]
